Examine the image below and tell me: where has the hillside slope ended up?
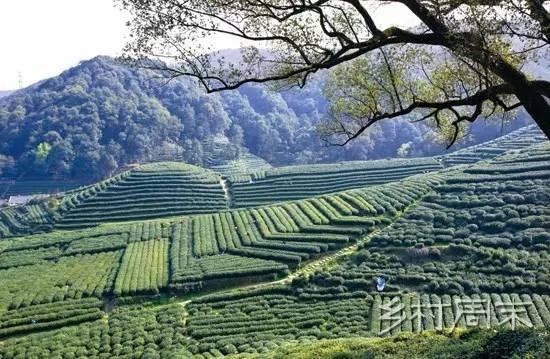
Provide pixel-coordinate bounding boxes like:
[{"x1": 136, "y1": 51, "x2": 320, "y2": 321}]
[
  {"x1": 0, "y1": 124, "x2": 546, "y2": 238},
  {"x1": 0, "y1": 56, "x2": 537, "y2": 181},
  {"x1": 0, "y1": 172, "x2": 443, "y2": 299},
  {"x1": 0, "y1": 142, "x2": 548, "y2": 356},
  {"x1": 441, "y1": 124, "x2": 547, "y2": 166},
  {"x1": 0, "y1": 162, "x2": 227, "y2": 236},
  {"x1": 227, "y1": 124, "x2": 546, "y2": 208},
  {"x1": 229, "y1": 157, "x2": 442, "y2": 208},
  {"x1": 174, "y1": 143, "x2": 550, "y2": 356},
  {"x1": 57, "y1": 162, "x2": 227, "y2": 228}
]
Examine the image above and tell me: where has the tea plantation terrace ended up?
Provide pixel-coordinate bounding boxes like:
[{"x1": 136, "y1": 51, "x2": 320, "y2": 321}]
[
  {"x1": 56, "y1": 162, "x2": 227, "y2": 228},
  {"x1": 0, "y1": 173, "x2": 442, "y2": 314},
  {"x1": 0, "y1": 158, "x2": 445, "y2": 236},
  {"x1": 0, "y1": 203, "x2": 53, "y2": 237},
  {"x1": 440, "y1": 124, "x2": 546, "y2": 166},
  {"x1": 226, "y1": 125, "x2": 548, "y2": 210},
  {"x1": 0, "y1": 143, "x2": 548, "y2": 356},
  {"x1": 227, "y1": 157, "x2": 442, "y2": 208},
  {"x1": 0, "y1": 124, "x2": 547, "y2": 237}
]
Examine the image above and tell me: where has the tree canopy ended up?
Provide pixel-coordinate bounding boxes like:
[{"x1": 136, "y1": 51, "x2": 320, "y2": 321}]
[
  {"x1": 118, "y1": 0, "x2": 550, "y2": 145},
  {"x1": 0, "y1": 56, "x2": 533, "y2": 180}
]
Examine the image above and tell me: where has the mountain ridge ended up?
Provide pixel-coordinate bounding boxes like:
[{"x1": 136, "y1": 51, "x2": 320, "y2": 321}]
[{"x1": 0, "y1": 56, "x2": 535, "y2": 181}]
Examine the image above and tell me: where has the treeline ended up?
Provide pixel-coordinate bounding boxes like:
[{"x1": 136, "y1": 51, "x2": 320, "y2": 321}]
[{"x1": 0, "y1": 56, "x2": 534, "y2": 180}]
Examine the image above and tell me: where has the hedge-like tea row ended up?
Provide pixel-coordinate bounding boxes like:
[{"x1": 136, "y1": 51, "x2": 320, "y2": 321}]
[
  {"x1": 441, "y1": 125, "x2": 546, "y2": 166},
  {"x1": 0, "y1": 219, "x2": 174, "y2": 299},
  {"x1": 0, "y1": 202, "x2": 54, "y2": 238},
  {"x1": 57, "y1": 162, "x2": 227, "y2": 228},
  {"x1": 2, "y1": 291, "x2": 548, "y2": 357},
  {"x1": 65, "y1": 233, "x2": 129, "y2": 255},
  {"x1": 171, "y1": 254, "x2": 288, "y2": 291},
  {"x1": 127, "y1": 221, "x2": 170, "y2": 242},
  {"x1": 187, "y1": 288, "x2": 371, "y2": 354},
  {"x1": 210, "y1": 152, "x2": 273, "y2": 179},
  {"x1": 114, "y1": 239, "x2": 169, "y2": 295},
  {"x1": 0, "y1": 246, "x2": 62, "y2": 269},
  {"x1": 228, "y1": 158, "x2": 442, "y2": 208},
  {"x1": 0, "y1": 172, "x2": 132, "y2": 238},
  {"x1": 0, "y1": 251, "x2": 121, "y2": 311},
  {"x1": 166, "y1": 174, "x2": 444, "y2": 292},
  {"x1": 186, "y1": 290, "x2": 550, "y2": 355},
  {"x1": 0, "y1": 305, "x2": 193, "y2": 358},
  {"x1": 0, "y1": 298, "x2": 103, "y2": 338},
  {"x1": 58, "y1": 170, "x2": 131, "y2": 213},
  {"x1": 2, "y1": 224, "x2": 130, "y2": 253},
  {"x1": 170, "y1": 217, "x2": 294, "y2": 290},
  {"x1": 303, "y1": 144, "x2": 550, "y2": 297}
]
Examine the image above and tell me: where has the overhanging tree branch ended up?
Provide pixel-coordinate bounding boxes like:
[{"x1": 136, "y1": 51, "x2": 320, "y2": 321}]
[
  {"x1": 329, "y1": 82, "x2": 520, "y2": 146},
  {"x1": 119, "y1": 0, "x2": 550, "y2": 143}
]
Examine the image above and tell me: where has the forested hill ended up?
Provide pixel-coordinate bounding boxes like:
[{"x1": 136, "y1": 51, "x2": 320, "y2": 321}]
[
  {"x1": 0, "y1": 90, "x2": 14, "y2": 98},
  {"x1": 0, "y1": 56, "x2": 534, "y2": 181}
]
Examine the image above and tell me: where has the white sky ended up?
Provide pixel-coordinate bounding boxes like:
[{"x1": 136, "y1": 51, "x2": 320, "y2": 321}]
[
  {"x1": 0, "y1": 0, "x2": 129, "y2": 90},
  {"x1": 0, "y1": 1, "x2": 418, "y2": 91}
]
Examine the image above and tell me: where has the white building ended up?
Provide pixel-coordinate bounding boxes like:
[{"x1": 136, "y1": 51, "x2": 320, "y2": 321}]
[{"x1": 7, "y1": 195, "x2": 35, "y2": 206}]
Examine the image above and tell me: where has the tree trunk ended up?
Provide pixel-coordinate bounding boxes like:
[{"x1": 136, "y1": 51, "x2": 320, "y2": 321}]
[
  {"x1": 488, "y1": 58, "x2": 550, "y2": 140},
  {"x1": 525, "y1": 0, "x2": 550, "y2": 43},
  {"x1": 514, "y1": 89, "x2": 550, "y2": 139}
]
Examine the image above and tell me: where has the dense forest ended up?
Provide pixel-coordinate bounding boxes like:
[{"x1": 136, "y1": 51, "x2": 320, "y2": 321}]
[{"x1": 0, "y1": 56, "x2": 533, "y2": 180}]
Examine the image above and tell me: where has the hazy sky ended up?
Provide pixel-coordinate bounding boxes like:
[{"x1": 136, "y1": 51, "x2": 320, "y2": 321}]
[
  {"x1": 0, "y1": 0, "x2": 129, "y2": 90},
  {"x1": 0, "y1": 1, "x2": 418, "y2": 91}
]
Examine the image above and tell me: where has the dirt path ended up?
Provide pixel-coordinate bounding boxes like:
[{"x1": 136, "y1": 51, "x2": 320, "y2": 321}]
[
  {"x1": 237, "y1": 228, "x2": 382, "y2": 292},
  {"x1": 155, "y1": 231, "x2": 379, "y2": 311},
  {"x1": 162, "y1": 233, "x2": 379, "y2": 316},
  {"x1": 237, "y1": 189, "x2": 436, "y2": 291},
  {"x1": 133, "y1": 190, "x2": 436, "y2": 310}
]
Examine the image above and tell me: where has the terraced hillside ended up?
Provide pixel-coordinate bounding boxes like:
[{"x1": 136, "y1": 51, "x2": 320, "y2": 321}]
[
  {"x1": 1, "y1": 125, "x2": 545, "y2": 238},
  {"x1": 0, "y1": 173, "x2": 442, "y2": 304},
  {"x1": 0, "y1": 172, "x2": 442, "y2": 345},
  {"x1": 2, "y1": 293, "x2": 549, "y2": 358},
  {"x1": 167, "y1": 175, "x2": 441, "y2": 292},
  {"x1": 170, "y1": 143, "x2": 550, "y2": 356},
  {"x1": 0, "y1": 142, "x2": 548, "y2": 357},
  {"x1": 441, "y1": 124, "x2": 546, "y2": 166},
  {"x1": 0, "y1": 172, "x2": 137, "y2": 238},
  {"x1": 0, "y1": 155, "x2": 441, "y2": 237},
  {"x1": 228, "y1": 157, "x2": 442, "y2": 208},
  {"x1": 209, "y1": 152, "x2": 273, "y2": 179},
  {"x1": 0, "y1": 201, "x2": 54, "y2": 237},
  {"x1": 186, "y1": 290, "x2": 550, "y2": 348},
  {"x1": 357, "y1": 142, "x2": 550, "y2": 294},
  {"x1": 225, "y1": 125, "x2": 547, "y2": 209},
  {"x1": 0, "y1": 170, "x2": 150, "y2": 237},
  {"x1": 57, "y1": 162, "x2": 227, "y2": 228}
]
